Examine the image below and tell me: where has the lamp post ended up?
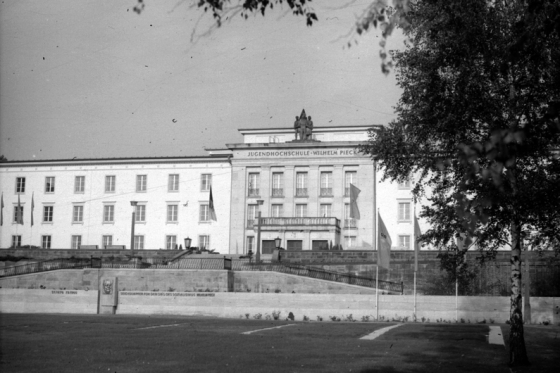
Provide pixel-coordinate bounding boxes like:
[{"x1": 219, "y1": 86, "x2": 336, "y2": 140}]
[
  {"x1": 130, "y1": 201, "x2": 138, "y2": 254},
  {"x1": 255, "y1": 211, "x2": 262, "y2": 263},
  {"x1": 184, "y1": 237, "x2": 192, "y2": 251},
  {"x1": 275, "y1": 236, "x2": 282, "y2": 250}
]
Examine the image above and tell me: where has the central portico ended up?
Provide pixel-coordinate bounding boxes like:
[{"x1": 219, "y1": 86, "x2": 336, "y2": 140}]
[{"x1": 217, "y1": 111, "x2": 382, "y2": 256}]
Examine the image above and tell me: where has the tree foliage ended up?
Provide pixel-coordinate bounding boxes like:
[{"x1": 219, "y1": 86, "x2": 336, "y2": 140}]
[{"x1": 359, "y1": 0, "x2": 560, "y2": 365}]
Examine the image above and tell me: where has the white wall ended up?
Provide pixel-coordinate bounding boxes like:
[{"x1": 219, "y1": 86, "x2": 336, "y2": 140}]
[{"x1": 0, "y1": 159, "x2": 232, "y2": 252}]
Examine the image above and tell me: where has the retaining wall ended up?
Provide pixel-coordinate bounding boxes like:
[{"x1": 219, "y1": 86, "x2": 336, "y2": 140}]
[
  {"x1": 0, "y1": 269, "x2": 381, "y2": 294},
  {"x1": 0, "y1": 288, "x2": 98, "y2": 314},
  {"x1": 116, "y1": 292, "x2": 560, "y2": 324}
]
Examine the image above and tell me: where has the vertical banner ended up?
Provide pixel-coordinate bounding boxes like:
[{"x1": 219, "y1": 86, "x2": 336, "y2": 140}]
[
  {"x1": 17, "y1": 193, "x2": 23, "y2": 224},
  {"x1": 209, "y1": 186, "x2": 217, "y2": 221},
  {"x1": 349, "y1": 183, "x2": 361, "y2": 219},
  {"x1": 414, "y1": 213, "x2": 422, "y2": 272},
  {"x1": 31, "y1": 192, "x2": 35, "y2": 226},
  {"x1": 377, "y1": 212, "x2": 391, "y2": 269}
]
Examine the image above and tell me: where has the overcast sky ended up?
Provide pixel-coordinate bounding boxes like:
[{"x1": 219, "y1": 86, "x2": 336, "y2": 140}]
[{"x1": 0, "y1": 0, "x2": 403, "y2": 161}]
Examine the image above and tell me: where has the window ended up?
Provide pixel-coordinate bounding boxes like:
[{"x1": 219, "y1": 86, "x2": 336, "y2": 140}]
[
  {"x1": 45, "y1": 177, "x2": 55, "y2": 193},
  {"x1": 398, "y1": 179, "x2": 412, "y2": 189},
  {"x1": 271, "y1": 204, "x2": 283, "y2": 218},
  {"x1": 247, "y1": 204, "x2": 258, "y2": 228},
  {"x1": 246, "y1": 236, "x2": 254, "y2": 254},
  {"x1": 16, "y1": 177, "x2": 25, "y2": 193},
  {"x1": 201, "y1": 174, "x2": 212, "y2": 191},
  {"x1": 320, "y1": 172, "x2": 333, "y2": 196},
  {"x1": 345, "y1": 236, "x2": 357, "y2": 248},
  {"x1": 199, "y1": 204, "x2": 209, "y2": 222},
  {"x1": 345, "y1": 171, "x2": 357, "y2": 196},
  {"x1": 75, "y1": 176, "x2": 85, "y2": 193},
  {"x1": 167, "y1": 204, "x2": 178, "y2": 223},
  {"x1": 344, "y1": 203, "x2": 357, "y2": 228},
  {"x1": 398, "y1": 202, "x2": 411, "y2": 221},
  {"x1": 295, "y1": 204, "x2": 307, "y2": 218},
  {"x1": 398, "y1": 235, "x2": 411, "y2": 250},
  {"x1": 168, "y1": 174, "x2": 179, "y2": 192},
  {"x1": 320, "y1": 204, "x2": 332, "y2": 217},
  {"x1": 103, "y1": 205, "x2": 115, "y2": 223},
  {"x1": 12, "y1": 235, "x2": 22, "y2": 248},
  {"x1": 135, "y1": 204, "x2": 146, "y2": 222},
  {"x1": 102, "y1": 235, "x2": 113, "y2": 248},
  {"x1": 272, "y1": 173, "x2": 284, "y2": 197},
  {"x1": 296, "y1": 172, "x2": 308, "y2": 197},
  {"x1": 134, "y1": 235, "x2": 144, "y2": 250},
  {"x1": 13, "y1": 206, "x2": 24, "y2": 224},
  {"x1": 43, "y1": 206, "x2": 54, "y2": 223},
  {"x1": 71, "y1": 235, "x2": 82, "y2": 250},
  {"x1": 105, "y1": 175, "x2": 116, "y2": 193},
  {"x1": 199, "y1": 235, "x2": 210, "y2": 250},
  {"x1": 72, "y1": 205, "x2": 84, "y2": 223},
  {"x1": 166, "y1": 235, "x2": 177, "y2": 250},
  {"x1": 42, "y1": 235, "x2": 52, "y2": 249},
  {"x1": 136, "y1": 175, "x2": 147, "y2": 192},
  {"x1": 248, "y1": 173, "x2": 260, "y2": 196}
]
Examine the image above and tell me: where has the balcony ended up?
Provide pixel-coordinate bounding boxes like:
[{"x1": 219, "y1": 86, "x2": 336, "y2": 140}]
[
  {"x1": 248, "y1": 188, "x2": 260, "y2": 197},
  {"x1": 257, "y1": 217, "x2": 341, "y2": 233},
  {"x1": 295, "y1": 188, "x2": 308, "y2": 197},
  {"x1": 320, "y1": 188, "x2": 333, "y2": 197},
  {"x1": 271, "y1": 188, "x2": 284, "y2": 197},
  {"x1": 344, "y1": 219, "x2": 357, "y2": 229}
]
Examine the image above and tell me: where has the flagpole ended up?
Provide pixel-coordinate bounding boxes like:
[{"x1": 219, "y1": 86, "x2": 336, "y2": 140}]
[
  {"x1": 376, "y1": 207, "x2": 379, "y2": 321},
  {"x1": 413, "y1": 205, "x2": 417, "y2": 321}
]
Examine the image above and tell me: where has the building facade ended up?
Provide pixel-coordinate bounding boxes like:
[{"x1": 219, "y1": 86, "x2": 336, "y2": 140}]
[{"x1": 0, "y1": 115, "x2": 423, "y2": 254}]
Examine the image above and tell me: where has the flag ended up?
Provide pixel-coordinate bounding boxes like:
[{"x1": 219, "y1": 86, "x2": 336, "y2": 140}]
[
  {"x1": 349, "y1": 183, "x2": 361, "y2": 219},
  {"x1": 378, "y1": 212, "x2": 392, "y2": 269},
  {"x1": 0, "y1": 193, "x2": 3, "y2": 226},
  {"x1": 414, "y1": 214, "x2": 422, "y2": 272},
  {"x1": 31, "y1": 192, "x2": 35, "y2": 226},
  {"x1": 17, "y1": 193, "x2": 23, "y2": 224},
  {"x1": 209, "y1": 186, "x2": 217, "y2": 221}
]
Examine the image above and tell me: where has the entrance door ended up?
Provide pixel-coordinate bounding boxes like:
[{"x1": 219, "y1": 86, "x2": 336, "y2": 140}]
[
  {"x1": 312, "y1": 240, "x2": 329, "y2": 251},
  {"x1": 287, "y1": 240, "x2": 303, "y2": 251},
  {"x1": 262, "y1": 240, "x2": 276, "y2": 254}
]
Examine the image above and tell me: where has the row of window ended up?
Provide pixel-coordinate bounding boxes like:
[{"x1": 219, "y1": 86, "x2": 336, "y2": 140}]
[
  {"x1": 12, "y1": 203, "x2": 213, "y2": 224},
  {"x1": 12, "y1": 174, "x2": 213, "y2": 194},
  {"x1": 10, "y1": 235, "x2": 211, "y2": 250},
  {"x1": 245, "y1": 201, "x2": 412, "y2": 227},
  {"x1": 247, "y1": 171, "x2": 411, "y2": 197}
]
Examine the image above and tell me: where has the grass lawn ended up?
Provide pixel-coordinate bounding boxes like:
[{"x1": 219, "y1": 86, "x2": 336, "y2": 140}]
[{"x1": 0, "y1": 313, "x2": 558, "y2": 372}]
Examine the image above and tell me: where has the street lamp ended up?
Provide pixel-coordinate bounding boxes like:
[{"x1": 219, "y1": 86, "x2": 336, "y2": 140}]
[
  {"x1": 184, "y1": 237, "x2": 192, "y2": 250},
  {"x1": 130, "y1": 201, "x2": 138, "y2": 254},
  {"x1": 275, "y1": 236, "x2": 282, "y2": 249}
]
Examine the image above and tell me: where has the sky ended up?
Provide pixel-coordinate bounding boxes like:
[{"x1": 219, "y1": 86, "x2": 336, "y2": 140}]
[{"x1": 0, "y1": 0, "x2": 404, "y2": 161}]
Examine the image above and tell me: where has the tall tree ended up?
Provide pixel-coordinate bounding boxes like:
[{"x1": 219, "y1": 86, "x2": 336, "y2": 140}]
[{"x1": 359, "y1": 0, "x2": 560, "y2": 366}]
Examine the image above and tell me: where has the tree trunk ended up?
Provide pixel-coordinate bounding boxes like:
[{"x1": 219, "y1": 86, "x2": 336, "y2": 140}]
[{"x1": 509, "y1": 220, "x2": 530, "y2": 366}]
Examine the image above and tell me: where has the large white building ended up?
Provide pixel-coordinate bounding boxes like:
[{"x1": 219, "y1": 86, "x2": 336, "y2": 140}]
[{"x1": 0, "y1": 115, "x2": 424, "y2": 254}]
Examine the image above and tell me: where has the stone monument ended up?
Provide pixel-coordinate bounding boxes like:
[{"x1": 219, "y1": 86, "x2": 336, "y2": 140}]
[{"x1": 99, "y1": 277, "x2": 118, "y2": 314}]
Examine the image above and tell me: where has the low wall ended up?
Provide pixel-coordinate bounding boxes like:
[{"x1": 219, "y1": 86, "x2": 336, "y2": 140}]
[
  {"x1": 117, "y1": 292, "x2": 560, "y2": 324},
  {"x1": 233, "y1": 271, "x2": 377, "y2": 294},
  {"x1": 0, "y1": 268, "x2": 383, "y2": 294},
  {"x1": 0, "y1": 248, "x2": 181, "y2": 261},
  {"x1": 0, "y1": 288, "x2": 98, "y2": 314},
  {"x1": 0, "y1": 269, "x2": 231, "y2": 293}
]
